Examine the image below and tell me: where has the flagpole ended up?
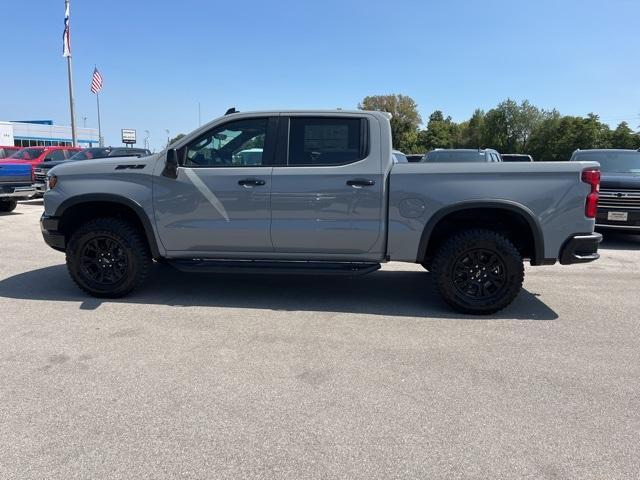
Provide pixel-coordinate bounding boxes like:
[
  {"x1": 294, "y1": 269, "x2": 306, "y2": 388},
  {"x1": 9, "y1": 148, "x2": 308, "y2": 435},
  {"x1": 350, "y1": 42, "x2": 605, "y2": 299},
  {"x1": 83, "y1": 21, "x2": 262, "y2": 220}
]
[
  {"x1": 64, "y1": 0, "x2": 77, "y2": 147},
  {"x1": 96, "y1": 91, "x2": 103, "y2": 146},
  {"x1": 67, "y1": 55, "x2": 78, "y2": 147}
]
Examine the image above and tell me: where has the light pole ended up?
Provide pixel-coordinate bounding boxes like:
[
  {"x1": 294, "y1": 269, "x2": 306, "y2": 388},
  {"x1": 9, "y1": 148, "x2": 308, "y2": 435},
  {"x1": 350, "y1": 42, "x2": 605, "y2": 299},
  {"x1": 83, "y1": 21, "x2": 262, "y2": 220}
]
[
  {"x1": 144, "y1": 130, "x2": 150, "y2": 150},
  {"x1": 165, "y1": 129, "x2": 170, "y2": 146},
  {"x1": 82, "y1": 116, "x2": 87, "y2": 128}
]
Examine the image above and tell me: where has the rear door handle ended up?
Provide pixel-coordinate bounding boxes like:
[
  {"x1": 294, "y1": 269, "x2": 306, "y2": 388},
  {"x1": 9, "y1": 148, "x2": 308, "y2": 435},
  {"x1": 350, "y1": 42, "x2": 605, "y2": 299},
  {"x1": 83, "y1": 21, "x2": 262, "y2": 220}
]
[
  {"x1": 238, "y1": 178, "x2": 266, "y2": 187},
  {"x1": 346, "y1": 178, "x2": 375, "y2": 187}
]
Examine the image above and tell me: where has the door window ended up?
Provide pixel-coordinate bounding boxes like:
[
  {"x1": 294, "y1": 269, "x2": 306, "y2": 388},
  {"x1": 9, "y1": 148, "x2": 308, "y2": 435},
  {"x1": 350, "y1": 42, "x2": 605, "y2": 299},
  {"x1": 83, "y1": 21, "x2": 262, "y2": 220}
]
[
  {"x1": 182, "y1": 118, "x2": 269, "y2": 167},
  {"x1": 287, "y1": 117, "x2": 367, "y2": 166},
  {"x1": 45, "y1": 150, "x2": 66, "y2": 161}
]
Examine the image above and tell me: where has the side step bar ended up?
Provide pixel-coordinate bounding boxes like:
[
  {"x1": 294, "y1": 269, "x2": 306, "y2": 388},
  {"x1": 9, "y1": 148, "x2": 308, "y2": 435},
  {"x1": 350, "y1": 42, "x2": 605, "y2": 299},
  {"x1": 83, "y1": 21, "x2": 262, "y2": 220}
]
[{"x1": 168, "y1": 259, "x2": 381, "y2": 276}]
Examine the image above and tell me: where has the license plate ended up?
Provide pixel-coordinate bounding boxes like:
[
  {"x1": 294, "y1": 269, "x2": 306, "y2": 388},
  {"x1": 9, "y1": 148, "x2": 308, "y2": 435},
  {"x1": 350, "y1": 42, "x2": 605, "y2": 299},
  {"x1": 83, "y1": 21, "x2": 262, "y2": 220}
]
[{"x1": 608, "y1": 211, "x2": 628, "y2": 222}]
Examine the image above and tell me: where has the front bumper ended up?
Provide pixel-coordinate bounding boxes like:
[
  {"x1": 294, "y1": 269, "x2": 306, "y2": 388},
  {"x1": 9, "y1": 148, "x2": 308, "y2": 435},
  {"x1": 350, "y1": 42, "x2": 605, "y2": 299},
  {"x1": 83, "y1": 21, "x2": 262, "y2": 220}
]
[
  {"x1": 559, "y1": 232, "x2": 602, "y2": 265},
  {"x1": 40, "y1": 214, "x2": 65, "y2": 251},
  {"x1": 595, "y1": 206, "x2": 640, "y2": 232},
  {"x1": 0, "y1": 185, "x2": 36, "y2": 200}
]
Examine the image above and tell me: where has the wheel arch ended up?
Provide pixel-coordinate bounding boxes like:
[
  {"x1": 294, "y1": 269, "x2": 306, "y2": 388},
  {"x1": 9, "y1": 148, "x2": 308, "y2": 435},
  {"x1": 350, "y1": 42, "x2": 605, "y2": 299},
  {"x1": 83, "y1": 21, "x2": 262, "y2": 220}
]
[
  {"x1": 54, "y1": 193, "x2": 161, "y2": 258},
  {"x1": 417, "y1": 200, "x2": 545, "y2": 266}
]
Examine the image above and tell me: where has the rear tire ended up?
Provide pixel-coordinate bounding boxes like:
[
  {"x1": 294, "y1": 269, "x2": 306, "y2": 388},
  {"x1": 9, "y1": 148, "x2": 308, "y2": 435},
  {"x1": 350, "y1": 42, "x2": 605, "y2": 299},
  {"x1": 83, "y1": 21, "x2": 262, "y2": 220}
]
[
  {"x1": 0, "y1": 200, "x2": 17, "y2": 213},
  {"x1": 66, "y1": 217, "x2": 152, "y2": 298},
  {"x1": 431, "y1": 229, "x2": 524, "y2": 315}
]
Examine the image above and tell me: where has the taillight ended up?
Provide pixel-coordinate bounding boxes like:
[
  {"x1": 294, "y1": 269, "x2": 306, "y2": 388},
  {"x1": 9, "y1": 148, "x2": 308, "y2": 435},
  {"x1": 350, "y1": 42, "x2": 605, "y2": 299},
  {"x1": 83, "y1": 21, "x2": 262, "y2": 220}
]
[{"x1": 581, "y1": 168, "x2": 600, "y2": 218}]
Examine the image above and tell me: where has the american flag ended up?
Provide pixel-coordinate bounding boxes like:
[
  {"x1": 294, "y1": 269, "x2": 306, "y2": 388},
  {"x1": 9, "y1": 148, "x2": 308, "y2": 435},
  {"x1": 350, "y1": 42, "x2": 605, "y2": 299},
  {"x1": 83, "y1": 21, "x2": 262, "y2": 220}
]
[
  {"x1": 62, "y1": 0, "x2": 71, "y2": 57},
  {"x1": 91, "y1": 67, "x2": 103, "y2": 94}
]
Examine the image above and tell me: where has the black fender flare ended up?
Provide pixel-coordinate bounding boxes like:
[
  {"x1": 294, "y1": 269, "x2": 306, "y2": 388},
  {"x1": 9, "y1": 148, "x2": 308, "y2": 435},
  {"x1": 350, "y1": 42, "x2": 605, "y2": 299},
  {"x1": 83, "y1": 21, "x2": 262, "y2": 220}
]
[
  {"x1": 54, "y1": 193, "x2": 161, "y2": 258},
  {"x1": 416, "y1": 200, "x2": 545, "y2": 265}
]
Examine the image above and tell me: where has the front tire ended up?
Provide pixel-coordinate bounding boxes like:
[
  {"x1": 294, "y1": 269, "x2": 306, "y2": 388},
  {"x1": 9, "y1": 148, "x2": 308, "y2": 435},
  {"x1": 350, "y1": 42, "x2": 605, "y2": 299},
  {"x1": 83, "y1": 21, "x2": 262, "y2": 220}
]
[
  {"x1": 431, "y1": 229, "x2": 524, "y2": 315},
  {"x1": 66, "y1": 217, "x2": 152, "y2": 298},
  {"x1": 0, "y1": 200, "x2": 17, "y2": 213}
]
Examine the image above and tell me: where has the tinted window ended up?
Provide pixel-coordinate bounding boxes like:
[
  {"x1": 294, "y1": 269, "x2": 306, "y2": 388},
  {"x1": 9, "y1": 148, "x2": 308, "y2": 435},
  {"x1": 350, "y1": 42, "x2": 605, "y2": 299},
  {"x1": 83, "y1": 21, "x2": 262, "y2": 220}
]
[
  {"x1": 288, "y1": 117, "x2": 366, "y2": 166},
  {"x1": 70, "y1": 148, "x2": 111, "y2": 160},
  {"x1": 9, "y1": 148, "x2": 44, "y2": 160},
  {"x1": 183, "y1": 118, "x2": 268, "y2": 167},
  {"x1": 573, "y1": 150, "x2": 640, "y2": 174},
  {"x1": 423, "y1": 150, "x2": 486, "y2": 163},
  {"x1": 45, "y1": 150, "x2": 66, "y2": 161}
]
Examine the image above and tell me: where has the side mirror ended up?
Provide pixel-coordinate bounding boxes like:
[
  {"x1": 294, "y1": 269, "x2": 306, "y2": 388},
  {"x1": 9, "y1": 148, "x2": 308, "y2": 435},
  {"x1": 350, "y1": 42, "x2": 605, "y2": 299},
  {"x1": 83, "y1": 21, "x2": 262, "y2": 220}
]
[{"x1": 162, "y1": 148, "x2": 179, "y2": 179}]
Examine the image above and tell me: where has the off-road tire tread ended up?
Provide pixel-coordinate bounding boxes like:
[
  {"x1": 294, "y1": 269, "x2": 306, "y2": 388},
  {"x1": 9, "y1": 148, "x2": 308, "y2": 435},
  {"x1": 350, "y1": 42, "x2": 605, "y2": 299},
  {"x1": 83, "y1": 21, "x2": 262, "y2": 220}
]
[
  {"x1": 0, "y1": 200, "x2": 18, "y2": 212},
  {"x1": 66, "y1": 217, "x2": 151, "y2": 298},
  {"x1": 431, "y1": 228, "x2": 524, "y2": 315}
]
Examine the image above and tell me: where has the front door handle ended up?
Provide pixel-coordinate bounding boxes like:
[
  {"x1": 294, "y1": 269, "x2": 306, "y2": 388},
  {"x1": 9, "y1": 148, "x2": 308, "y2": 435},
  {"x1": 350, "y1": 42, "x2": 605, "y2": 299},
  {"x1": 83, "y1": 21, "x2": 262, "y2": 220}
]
[
  {"x1": 346, "y1": 178, "x2": 375, "y2": 187},
  {"x1": 238, "y1": 178, "x2": 266, "y2": 187}
]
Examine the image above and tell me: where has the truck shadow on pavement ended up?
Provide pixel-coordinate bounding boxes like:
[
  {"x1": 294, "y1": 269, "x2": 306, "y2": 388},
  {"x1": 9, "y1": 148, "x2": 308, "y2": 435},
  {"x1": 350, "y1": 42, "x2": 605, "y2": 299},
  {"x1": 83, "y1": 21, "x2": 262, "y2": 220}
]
[{"x1": 0, "y1": 264, "x2": 558, "y2": 320}]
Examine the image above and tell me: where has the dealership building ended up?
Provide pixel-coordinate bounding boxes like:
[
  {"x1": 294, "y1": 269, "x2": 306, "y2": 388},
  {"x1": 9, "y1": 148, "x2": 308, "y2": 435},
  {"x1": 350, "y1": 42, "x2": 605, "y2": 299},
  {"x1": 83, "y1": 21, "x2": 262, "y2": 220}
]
[{"x1": 0, "y1": 120, "x2": 99, "y2": 147}]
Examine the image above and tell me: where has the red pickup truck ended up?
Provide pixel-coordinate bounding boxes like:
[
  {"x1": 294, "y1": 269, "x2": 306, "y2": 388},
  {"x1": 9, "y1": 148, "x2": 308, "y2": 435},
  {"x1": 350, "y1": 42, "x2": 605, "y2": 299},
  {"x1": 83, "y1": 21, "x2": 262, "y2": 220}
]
[
  {"x1": 0, "y1": 146, "x2": 21, "y2": 159},
  {"x1": 0, "y1": 146, "x2": 81, "y2": 171}
]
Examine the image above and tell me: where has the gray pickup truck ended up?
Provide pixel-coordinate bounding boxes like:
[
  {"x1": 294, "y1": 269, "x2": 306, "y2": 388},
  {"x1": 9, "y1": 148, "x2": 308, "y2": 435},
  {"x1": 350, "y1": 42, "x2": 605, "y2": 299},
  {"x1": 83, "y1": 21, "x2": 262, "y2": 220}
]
[{"x1": 40, "y1": 110, "x2": 602, "y2": 314}]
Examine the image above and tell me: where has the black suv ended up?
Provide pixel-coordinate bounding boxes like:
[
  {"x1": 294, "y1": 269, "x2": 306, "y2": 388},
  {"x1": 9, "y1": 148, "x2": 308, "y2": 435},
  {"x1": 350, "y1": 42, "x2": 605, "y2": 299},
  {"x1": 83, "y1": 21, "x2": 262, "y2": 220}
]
[
  {"x1": 33, "y1": 147, "x2": 151, "y2": 193},
  {"x1": 571, "y1": 149, "x2": 640, "y2": 233}
]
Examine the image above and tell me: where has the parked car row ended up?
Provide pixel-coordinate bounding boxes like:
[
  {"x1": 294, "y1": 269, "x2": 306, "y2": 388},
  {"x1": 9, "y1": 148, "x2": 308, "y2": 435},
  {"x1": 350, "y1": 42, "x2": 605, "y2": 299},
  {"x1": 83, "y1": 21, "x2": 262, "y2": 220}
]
[{"x1": 0, "y1": 145, "x2": 151, "y2": 210}]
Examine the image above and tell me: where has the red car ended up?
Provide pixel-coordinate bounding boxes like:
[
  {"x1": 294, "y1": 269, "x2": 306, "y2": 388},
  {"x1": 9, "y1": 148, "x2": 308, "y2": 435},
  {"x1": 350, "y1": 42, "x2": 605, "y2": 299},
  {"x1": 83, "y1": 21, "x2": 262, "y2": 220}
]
[
  {"x1": 0, "y1": 146, "x2": 82, "y2": 170},
  {"x1": 0, "y1": 146, "x2": 21, "y2": 159}
]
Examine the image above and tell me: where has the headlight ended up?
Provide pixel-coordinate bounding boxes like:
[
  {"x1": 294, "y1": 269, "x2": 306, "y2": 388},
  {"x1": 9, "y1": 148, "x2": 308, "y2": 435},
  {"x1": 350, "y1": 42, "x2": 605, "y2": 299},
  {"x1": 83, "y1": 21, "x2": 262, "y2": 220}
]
[{"x1": 47, "y1": 174, "x2": 58, "y2": 190}]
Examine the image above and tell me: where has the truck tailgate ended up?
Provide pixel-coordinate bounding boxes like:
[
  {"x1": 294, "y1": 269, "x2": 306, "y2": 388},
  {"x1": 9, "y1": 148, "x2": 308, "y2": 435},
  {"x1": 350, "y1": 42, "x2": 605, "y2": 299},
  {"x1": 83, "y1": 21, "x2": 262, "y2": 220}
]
[{"x1": 0, "y1": 163, "x2": 32, "y2": 184}]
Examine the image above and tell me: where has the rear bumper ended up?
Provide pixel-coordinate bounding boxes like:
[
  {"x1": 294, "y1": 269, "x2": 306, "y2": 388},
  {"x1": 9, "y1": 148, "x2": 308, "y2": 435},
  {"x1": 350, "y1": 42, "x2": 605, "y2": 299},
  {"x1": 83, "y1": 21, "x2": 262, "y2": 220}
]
[
  {"x1": 559, "y1": 232, "x2": 602, "y2": 265},
  {"x1": 40, "y1": 214, "x2": 65, "y2": 251},
  {"x1": 0, "y1": 185, "x2": 36, "y2": 200}
]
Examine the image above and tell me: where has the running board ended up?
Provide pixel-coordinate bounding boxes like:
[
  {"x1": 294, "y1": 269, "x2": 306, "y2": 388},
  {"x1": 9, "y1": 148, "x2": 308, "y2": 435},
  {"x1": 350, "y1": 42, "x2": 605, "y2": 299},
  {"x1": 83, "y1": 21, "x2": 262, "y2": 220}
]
[{"x1": 168, "y1": 259, "x2": 381, "y2": 276}]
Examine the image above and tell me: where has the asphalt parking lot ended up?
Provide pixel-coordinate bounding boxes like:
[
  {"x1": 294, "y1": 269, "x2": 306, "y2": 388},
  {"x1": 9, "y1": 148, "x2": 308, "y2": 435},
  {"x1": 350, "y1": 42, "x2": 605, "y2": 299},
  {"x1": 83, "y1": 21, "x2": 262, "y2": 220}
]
[{"x1": 1, "y1": 201, "x2": 639, "y2": 479}]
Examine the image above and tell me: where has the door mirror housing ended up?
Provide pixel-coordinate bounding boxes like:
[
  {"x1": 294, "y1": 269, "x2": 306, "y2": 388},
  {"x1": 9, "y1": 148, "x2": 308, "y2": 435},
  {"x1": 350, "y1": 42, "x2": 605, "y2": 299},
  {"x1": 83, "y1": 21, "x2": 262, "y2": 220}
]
[{"x1": 163, "y1": 148, "x2": 179, "y2": 178}]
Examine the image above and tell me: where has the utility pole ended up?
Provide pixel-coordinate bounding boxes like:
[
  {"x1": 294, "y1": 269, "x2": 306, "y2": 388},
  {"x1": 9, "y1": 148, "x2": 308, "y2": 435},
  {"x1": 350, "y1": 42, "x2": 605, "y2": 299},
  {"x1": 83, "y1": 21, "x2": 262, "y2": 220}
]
[
  {"x1": 82, "y1": 116, "x2": 87, "y2": 128},
  {"x1": 198, "y1": 102, "x2": 201, "y2": 126}
]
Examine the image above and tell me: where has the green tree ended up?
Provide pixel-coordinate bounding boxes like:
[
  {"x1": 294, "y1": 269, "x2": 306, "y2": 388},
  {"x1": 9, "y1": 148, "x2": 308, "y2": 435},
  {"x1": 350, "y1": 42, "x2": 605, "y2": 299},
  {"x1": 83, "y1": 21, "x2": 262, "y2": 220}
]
[
  {"x1": 359, "y1": 94, "x2": 421, "y2": 152},
  {"x1": 610, "y1": 121, "x2": 640, "y2": 149},
  {"x1": 481, "y1": 99, "x2": 543, "y2": 153},
  {"x1": 169, "y1": 133, "x2": 186, "y2": 145},
  {"x1": 418, "y1": 110, "x2": 460, "y2": 151}
]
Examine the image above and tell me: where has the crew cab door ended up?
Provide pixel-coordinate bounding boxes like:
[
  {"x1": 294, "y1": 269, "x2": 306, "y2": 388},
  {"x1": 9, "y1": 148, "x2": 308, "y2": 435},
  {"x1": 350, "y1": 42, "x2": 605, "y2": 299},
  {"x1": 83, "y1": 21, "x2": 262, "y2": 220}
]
[
  {"x1": 153, "y1": 116, "x2": 277, "y2": 254},
  {"x1": 270, "y1": 115, "x2": 385, "y2": 260}
]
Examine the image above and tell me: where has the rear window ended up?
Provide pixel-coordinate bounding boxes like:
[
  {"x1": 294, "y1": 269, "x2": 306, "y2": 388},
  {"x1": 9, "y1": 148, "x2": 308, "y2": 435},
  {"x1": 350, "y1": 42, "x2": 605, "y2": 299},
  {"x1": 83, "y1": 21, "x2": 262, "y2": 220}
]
[
  {"x1": 70, "y1": 148, "x2": 111, "y2": 160},
  {"x1": 423, "y1": 150, "x2": 486, "y2": 163},
  {"x1": 288, "y1": 117, "x2": 367, "y2": 166},
  {"x1": 572, "y1": 150, "x2": 640, "y2": 174}
]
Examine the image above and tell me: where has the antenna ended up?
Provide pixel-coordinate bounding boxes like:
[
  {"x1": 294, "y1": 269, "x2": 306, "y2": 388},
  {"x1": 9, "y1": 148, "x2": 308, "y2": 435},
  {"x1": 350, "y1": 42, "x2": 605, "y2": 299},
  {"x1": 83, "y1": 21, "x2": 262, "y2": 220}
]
[{"x1": 224, "y1": 107, "x2": 238, "y2": 115}]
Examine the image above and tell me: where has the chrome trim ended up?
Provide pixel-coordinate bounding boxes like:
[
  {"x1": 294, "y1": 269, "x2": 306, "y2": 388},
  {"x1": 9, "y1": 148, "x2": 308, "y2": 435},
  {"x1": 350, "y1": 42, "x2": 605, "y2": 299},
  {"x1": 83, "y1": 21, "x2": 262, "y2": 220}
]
[{"x1": 596, "y1": 223, "x2": 640, "y2": 231}]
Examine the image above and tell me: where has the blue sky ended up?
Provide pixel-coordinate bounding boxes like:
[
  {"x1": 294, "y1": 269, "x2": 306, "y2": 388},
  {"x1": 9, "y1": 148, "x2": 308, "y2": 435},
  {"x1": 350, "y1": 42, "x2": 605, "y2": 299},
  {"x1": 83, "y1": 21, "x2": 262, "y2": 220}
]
[{"x1": 2, "y1": 0, "x2": 639, "y2": 151}]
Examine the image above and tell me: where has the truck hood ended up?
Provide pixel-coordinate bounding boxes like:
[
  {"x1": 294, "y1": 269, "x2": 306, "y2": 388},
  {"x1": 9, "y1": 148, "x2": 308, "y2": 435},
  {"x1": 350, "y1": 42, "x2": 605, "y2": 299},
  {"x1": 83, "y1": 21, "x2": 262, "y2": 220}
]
[
  {"x1": 600, "y1": 172, "x2": 640, "y2": 190},
  {"x1": 50, "y1": 152, "x2": 162, "y2": 176}
]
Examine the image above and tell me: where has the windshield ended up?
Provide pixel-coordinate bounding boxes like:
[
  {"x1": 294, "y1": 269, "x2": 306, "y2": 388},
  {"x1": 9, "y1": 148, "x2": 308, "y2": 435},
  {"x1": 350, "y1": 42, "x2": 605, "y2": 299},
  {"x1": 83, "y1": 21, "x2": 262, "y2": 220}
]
[
  {"x1": 393, "y1": 152, "x2": 408, "y2": 163},
  {"x1": 69, "y1": 148, "x2": 111, "y2": 160},
  {"x1": 423, "y1": 150, "x2": 487, "y2": 163},
  {"x1": 8, "y1": 148, "x2": 44, "y2": 160},
  {"x1": 574, "y1": 151, "x2": 640, "y2": 174}
]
